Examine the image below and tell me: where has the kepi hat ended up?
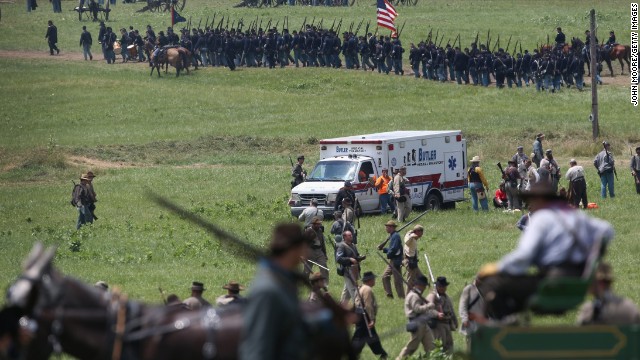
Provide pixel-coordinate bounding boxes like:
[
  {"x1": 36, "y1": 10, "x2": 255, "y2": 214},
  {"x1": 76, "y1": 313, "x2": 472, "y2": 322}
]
[
  {"x1": 384, "y1": 220, "x2": 398, "y2": 227},
  {"x1": 191, "y1": 281, "x2": 206, "y2": 291},
  {"x1": 415, "y1": 275, "x2": 429, "y2": 287}
]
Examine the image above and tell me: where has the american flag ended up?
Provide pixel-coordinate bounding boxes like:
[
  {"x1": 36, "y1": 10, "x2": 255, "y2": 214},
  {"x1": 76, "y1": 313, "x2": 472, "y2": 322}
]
[{"x1": 376, "y1": 0, "x2": 398, "y2": 34}]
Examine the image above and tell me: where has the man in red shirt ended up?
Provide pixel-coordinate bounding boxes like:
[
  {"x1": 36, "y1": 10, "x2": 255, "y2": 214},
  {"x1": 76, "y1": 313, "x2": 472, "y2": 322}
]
[{"x1": 493, "y1": 182, "x2": 508, "y2": 209}]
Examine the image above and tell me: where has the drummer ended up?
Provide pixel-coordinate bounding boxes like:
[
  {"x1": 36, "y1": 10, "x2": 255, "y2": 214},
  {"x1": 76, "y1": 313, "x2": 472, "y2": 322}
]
[{"x1": 133, "y1": 30, "x2": 146, "y2": 62}]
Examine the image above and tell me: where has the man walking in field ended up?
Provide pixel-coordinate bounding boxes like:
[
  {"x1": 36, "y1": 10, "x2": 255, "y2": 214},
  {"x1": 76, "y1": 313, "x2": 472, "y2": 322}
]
[
  {"x1": 403, "y1": 225, "x2": 425, "y2": 293},
  {"x1": 45, "y1": 20, "x2": 60, "y2": 55},
  {"x1": 380, "y1": 221, "x2": 405, "y2": 299},
  {"x1": 426, "y1": 277, "x2": 458, "y2": 353},
  {"x1": 80, "y1": 26, "x2": 93, "y2": 61},
  {"x1": 303, "y1": 217, "x2": 329, "y2": 284}
]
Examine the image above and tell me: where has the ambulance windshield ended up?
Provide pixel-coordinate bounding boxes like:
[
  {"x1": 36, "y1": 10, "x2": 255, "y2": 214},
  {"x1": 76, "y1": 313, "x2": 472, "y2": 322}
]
[{"x1": 307, "y1": 161, "x2": 358, "y2": 181}]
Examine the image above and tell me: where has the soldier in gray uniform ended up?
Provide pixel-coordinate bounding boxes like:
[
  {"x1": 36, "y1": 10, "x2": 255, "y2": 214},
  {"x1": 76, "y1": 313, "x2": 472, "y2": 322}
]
[
  {"x1": 630, "y1": 146, "x2": 640, "y2": 194},
  {"x1": 577, "y1": 263, "x2": 640, "y2": 325},
  {"x1": 215, "y1": 281, "x2": 245, "y2": 307},
  {"x1": 540, "y1": 149, "x2": 560, "y2": 192},
  {"x1": 593, "y1": 141, "x2": 616, "y2": 198},
  {"x1": 303, "y1": 217, "x2": 329, "y2": 284},
  {"x1": 396, "y1": 275, "x2": 435, "y2": 359},
  {"x1": 182, "y1": 282, "x2": 211, "y2": 310},
  {"x1": 425, "y1": 277, "x2": 458, "y2": 353},
  {"x1": 298, "y1": 198, "x2": 324, "y2": 228}
]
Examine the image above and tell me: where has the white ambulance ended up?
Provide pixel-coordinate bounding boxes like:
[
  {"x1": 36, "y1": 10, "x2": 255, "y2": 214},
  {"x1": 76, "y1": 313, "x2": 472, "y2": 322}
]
[{"x1": 289, "y1": 130, "x2": 467, "y2": 217}]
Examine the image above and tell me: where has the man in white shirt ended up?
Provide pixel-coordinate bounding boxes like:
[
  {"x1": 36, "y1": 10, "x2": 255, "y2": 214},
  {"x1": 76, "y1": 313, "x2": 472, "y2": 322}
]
[{"x1": 565, "y1": 159, "x2": 588, "y2": 209}]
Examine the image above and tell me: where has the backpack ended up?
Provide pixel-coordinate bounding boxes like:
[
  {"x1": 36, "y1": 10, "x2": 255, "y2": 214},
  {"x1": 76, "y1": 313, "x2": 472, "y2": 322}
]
[{"x1": 71, "y1": 184, "x2": 82, "y2": 207}]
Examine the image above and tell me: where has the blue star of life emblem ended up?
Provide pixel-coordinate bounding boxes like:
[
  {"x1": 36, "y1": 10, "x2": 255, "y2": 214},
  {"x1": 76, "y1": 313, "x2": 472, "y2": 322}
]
[{"x1": 448, "y1": 156, "x2": 457, "y2": 171}]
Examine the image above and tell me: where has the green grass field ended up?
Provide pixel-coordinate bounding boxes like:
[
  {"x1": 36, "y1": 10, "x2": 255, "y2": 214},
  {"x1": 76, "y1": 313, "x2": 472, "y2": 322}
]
[{"x1": 0, "y1": 0, "x2": 639, "y2": 358}]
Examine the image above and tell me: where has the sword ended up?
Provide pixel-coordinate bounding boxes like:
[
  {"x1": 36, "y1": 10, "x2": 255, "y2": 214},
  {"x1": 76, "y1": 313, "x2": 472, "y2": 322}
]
[
  {"x1": 424, "y1": 253, "x2": 440, "y2": 300},
  {"x1": 304, "y1": 258, "x2": 330, "y2": 271}
]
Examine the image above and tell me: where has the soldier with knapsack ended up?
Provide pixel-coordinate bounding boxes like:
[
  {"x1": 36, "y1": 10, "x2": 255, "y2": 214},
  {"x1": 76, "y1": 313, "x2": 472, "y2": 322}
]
[{"x1": 71, "y1": 174, "x2": 96, "y2": 229}]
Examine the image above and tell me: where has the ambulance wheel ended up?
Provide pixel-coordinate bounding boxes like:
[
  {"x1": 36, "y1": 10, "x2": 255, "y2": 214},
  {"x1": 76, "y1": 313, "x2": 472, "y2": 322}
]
[{"x1": 425, "y1": 193, "x2": 442, "y2": 211}]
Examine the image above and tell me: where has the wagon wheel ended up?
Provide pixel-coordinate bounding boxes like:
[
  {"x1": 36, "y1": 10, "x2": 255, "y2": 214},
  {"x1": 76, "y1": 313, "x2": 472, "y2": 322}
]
[
  {"x1": 160, "y1": 0, "x2": 170, "y2": 12},
  {"x1": 348, "y1": 0, "x2": 356, "y2": 7},
  {"x1": 173, "y1": 0, "x2": 185, "y2": 11},
  {"x1": 409, "y1": 0, "x2": 417, "y2": 6},
  {"x1": 147, "y1": 0, "x2": 158, "y2": 11}
]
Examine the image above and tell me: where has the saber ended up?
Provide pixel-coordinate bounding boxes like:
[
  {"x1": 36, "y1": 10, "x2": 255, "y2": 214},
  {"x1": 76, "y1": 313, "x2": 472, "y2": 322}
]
[
  {"x1": 424, "y1": 253, "x2": 440, "y2": 300},
  {"x1": 305, "y1": 258, "x2": 330, "y2": 271}
]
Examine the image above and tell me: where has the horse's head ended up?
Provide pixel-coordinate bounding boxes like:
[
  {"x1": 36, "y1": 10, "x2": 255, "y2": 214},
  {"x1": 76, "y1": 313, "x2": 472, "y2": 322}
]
[{"x1": 7, "y1": 243, "x2": 60, "y2": 315}]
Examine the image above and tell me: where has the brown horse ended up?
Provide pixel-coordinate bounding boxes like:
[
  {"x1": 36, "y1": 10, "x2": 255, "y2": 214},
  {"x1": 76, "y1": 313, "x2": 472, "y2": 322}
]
[
  {"x1": 6, "y1": 243, "x2": 353, "y2": 360},
  {"x1": 607, "y1": 44, "x2": 631, "y2": 75},
  {"x1": 147, "y1": 43, "x2": 195, "y2": 77}
]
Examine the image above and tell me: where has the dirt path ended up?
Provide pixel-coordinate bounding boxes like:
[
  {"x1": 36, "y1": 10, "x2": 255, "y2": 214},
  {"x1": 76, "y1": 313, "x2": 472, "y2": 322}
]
[
  {"x1": 0, "y1": 49, "x2": 632, "y2": 87},
  {"x1": 66, "y1": 155, "x2": 225, "y2": 170}
]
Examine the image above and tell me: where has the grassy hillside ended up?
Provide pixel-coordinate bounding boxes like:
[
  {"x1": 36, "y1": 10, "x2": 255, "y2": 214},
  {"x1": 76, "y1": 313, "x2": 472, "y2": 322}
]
[{"x1": 0, "y1": 0, "x2": 638, "y2": 358}]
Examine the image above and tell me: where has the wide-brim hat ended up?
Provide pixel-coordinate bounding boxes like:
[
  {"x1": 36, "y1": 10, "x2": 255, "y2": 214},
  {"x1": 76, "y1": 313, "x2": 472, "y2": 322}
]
[
  {"x1": 95, "y1": 281, "x2": 108, "y2": 290},
  {"x1": 385, "y1": 220, "x2": 398, "y2": 227},
  {"x1": 412, "y1": 224, "x2": 424, "y2": 232},
  {"x1": 80, "y1": 174, "x2": 91, "y2": 180},
  {"x1": 435, "y1": 276, "x2": 450, "y2": 287},
  {"x1": 470, "y1": 156, "x2": 481, "y2": 163},
  {"x1": 311, "y1": 216, "x2": 323, "y2": 225},
  {"x1": 222, "y1": 281, "x2": 245, "y2": 291},
  {"x1": 86, "y1": 171, "x2": 96, "y2": 178},
  {"x1": 519, "y1": 181, "x2": 563, "y2": 200},
  {"x1": 362, "y1": 271, "x2": 377, "y2": 282},
  {"x1": 297, "y1": 155, "x2": 305, "y2": 160},
  {"x1": 191, "y1": 281, "x2": 206, "y2": 291}
]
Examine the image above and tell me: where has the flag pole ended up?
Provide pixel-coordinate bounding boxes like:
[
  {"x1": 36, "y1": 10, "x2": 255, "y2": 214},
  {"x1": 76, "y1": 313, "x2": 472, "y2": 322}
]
[{"x1": 171, "y1": 5, "x2": 175, "y2": 28}]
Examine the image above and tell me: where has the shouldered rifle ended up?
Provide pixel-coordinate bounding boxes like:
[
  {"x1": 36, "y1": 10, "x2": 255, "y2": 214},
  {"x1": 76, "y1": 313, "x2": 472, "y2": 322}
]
[
  {"x1": 492, "y1": 34, "x2": 500, "y2": 52},
  {"x1": 486, "y1": 29, "x2": 490, "y2": 49},
  {"x1": 197, "y1": 18, "x2": 202, "y2": 31},
  {"x1": 603, "y1": 142, "x2": 618, "y2": 181},
  {"x1": 345, "y1": 269, "x2": 373, "y2": 338},
  {"x1": 474, "y1": 31, "x2": 479, "y2": 46},
  {"x1": 505, "y1": 34, "x2": 512, "y2": 53},
  {"x1": 226, "y1": 16, "x2": 230, "y2": 29},
  {"x1": 376, "y1": 209, "x2": 430, "y2": 250},
  {"x1": 300, "y1": 16, "x2": 307, "y2": 32},
  {"x1": 496, "y1": 162, "x2": 506, "y2": 178}
]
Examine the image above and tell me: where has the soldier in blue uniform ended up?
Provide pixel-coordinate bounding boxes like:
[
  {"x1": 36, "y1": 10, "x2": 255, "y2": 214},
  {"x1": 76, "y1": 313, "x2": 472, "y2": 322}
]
[
  {"x1": 45, "y1": 20, "x2": 60, "y2": 55},
  {"x1": 409, "y1": 43, "x2": 421, "y2": 78},
  {"x1": 554, "y1": 27, "x2": 566, "y2": 49},
  {"x1": 391, "y1": 39, "x2": 404, "y2": 75}
]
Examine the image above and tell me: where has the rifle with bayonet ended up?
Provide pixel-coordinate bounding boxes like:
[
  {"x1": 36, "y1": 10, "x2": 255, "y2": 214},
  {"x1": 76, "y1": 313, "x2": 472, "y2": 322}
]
[
  {"x1": 226, "y1": 16, "x2": 230, "y2": 29},
  {"x1": 492, "y1": 34, "x2": 500, "y2": 52},
  {"x1": 336, "y1": 18, "x2": 343, "y2": 34},
  {"x1": 376, "y1": 209, "x2": 430, "y2": 250},
  {"x1": 300, "y1": 16, "x2": 307, "y2": 32},
  {"x1": 473, "y1": 31, "x2": 479, "y2": 47},
  {"x1": 486, "y1": 29, "x2": 490, "y2": 49},
  {"x1": 197, "y1": 18, "x2": 202, "y2": 31},
  {"x1": 204, "y1": 16, "x2": 209, "y2": 30},
  {"x1": 505, "y1": 34, "x2": 512, "y2": 53}
]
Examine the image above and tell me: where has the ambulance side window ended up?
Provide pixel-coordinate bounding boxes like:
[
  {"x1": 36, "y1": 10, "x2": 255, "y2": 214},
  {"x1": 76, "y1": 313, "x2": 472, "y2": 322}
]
[{"x1": 358, "y1": 162, "x2": 374, "y2": 183}]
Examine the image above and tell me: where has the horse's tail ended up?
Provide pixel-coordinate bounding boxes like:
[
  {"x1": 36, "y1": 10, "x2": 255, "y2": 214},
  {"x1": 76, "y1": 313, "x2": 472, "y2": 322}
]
[{"x1": 625, "y1": 45, "x2": 631, "y2": 62}]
